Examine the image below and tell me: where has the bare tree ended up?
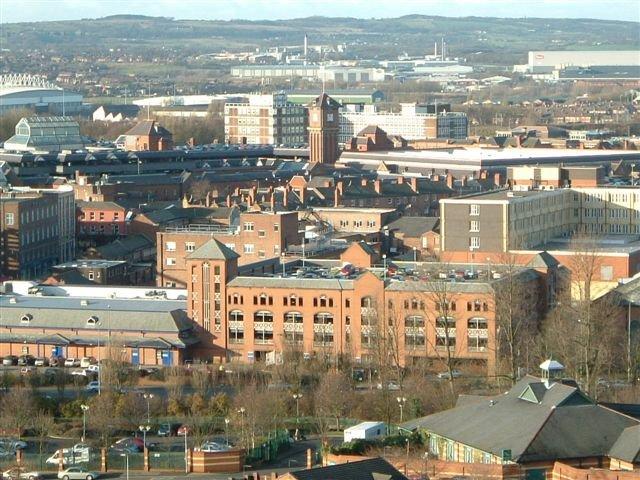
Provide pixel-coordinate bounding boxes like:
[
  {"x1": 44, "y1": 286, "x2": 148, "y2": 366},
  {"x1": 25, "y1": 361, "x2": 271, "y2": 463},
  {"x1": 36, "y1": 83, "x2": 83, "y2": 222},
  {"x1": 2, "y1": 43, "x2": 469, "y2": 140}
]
[
  {"x1": 32, "y1": 410, "x2": 55, "y2": 466},
  {"x1": 313, "y1": 371, "x2": 352, "y2": 453},
  {"x1": 0, "y1": 388, "x2": 36, "y2": 439},
  {"x1": 88, "y1": 392, "x2": 119, "y2": 448},
  {"x1": 493, "y1": 253, "x2": 540, "y2": 384}
]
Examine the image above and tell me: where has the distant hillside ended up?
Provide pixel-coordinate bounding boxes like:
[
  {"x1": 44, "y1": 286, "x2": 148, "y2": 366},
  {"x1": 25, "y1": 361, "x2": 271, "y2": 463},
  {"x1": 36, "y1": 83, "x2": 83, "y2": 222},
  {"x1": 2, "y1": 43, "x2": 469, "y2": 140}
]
[{"x1": 2, "y1": 14, "x2": 638, "y2": 65}]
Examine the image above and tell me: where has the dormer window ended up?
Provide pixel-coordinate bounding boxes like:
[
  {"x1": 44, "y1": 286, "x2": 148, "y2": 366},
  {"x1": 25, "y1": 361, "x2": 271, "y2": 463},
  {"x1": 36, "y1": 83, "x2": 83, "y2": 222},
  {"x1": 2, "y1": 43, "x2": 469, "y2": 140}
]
[
  {"x1": 20, "y1": 314, "x2": 33, "y2": 325},
  {"x1": 87, "y1": 316, "x2": 99, "y2": 327}
]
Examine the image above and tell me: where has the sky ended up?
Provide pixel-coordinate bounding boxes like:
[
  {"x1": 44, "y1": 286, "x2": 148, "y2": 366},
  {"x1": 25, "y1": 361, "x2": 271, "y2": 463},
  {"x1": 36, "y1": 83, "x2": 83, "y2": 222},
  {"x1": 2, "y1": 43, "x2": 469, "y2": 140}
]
[{"x1": 1, "y1": 0, "x2": 639, "y2": 23}]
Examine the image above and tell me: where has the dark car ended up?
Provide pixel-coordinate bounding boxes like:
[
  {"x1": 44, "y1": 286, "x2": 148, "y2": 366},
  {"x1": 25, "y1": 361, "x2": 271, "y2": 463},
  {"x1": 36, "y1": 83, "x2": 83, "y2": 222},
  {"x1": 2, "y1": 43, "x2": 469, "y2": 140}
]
[
  {"x1": 157, "y1": 423, "x2": 178, "y2": 437},
  {"x1": 17, "y1": 356, "x2": 35, "y2": 366}
]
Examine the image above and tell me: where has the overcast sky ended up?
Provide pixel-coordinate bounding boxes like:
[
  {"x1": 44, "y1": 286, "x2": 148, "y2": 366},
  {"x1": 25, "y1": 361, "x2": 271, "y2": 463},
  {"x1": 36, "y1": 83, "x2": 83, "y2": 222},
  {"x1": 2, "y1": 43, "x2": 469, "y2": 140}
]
[{"x1": 1, "y1": 0, "x2": 638, "y2": 23}]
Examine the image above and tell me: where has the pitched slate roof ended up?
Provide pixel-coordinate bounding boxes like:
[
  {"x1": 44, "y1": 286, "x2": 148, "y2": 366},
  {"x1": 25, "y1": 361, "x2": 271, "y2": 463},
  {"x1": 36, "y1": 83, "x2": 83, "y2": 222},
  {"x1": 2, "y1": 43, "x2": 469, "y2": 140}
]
[
  {"x1": 286, "y1": 457, "x2": 408, "y2": 480},
  {"x1": 387, "y1": 216, "x2": 439, "y2": 238},
  {"x1": 94, "y1": 234, "x2": 154, "y2": 259},
  {"x1": 124, "y1": 120, "x2": 172, "y2": 137},
  {"x1": 403, "y1": 375, "x2": 639, "y2": 463},
  {"x1": 308, "y1": 93, "x2": 341, "y2": 109},
  {"x1": 187, "y1": 238, "x2": 240, "y2": 260},
  {"x1": 609, "y1": 425, "x2": 640, "y2": 463},
  {"x1": 526, "y1": 251, "x2": 560, "y2": 269}
]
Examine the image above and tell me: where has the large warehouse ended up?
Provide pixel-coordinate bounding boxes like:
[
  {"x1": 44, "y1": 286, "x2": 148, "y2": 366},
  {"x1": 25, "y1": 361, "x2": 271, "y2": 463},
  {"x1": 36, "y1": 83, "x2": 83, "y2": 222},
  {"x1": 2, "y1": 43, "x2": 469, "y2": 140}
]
[{"x1": 0, "y1": 74, "x2": 83, "y2": 115}]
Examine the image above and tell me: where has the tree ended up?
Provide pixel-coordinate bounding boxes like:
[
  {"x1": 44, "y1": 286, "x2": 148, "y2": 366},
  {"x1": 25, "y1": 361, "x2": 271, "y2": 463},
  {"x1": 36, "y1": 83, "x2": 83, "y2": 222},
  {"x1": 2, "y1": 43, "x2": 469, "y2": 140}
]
[
  {"x1": 313, "y1": 371, "x2": 352, "y2": 450},
  {"x1": 493, "y1": 253, "x2": 540, "y2": 384},
  {"x1": 88, "y1": 392, "x2": 119, "y2": 448},
  {"x1": 540, "y1": 236, "x2": 624, "y2": 396},
  {"x1": 0, "y1": 388, "x2": 36, "y2": 439},
  {"x1": 32, "y1": 410, "x2": 55, "y2": 466}
]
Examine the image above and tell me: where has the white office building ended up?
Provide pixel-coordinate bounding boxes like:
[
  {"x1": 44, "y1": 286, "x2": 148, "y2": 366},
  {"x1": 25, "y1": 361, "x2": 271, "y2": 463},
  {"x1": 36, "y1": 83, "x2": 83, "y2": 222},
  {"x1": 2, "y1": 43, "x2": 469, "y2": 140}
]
[{"x1": 338, "y1": 103, "x2": 468, "y2": 143}]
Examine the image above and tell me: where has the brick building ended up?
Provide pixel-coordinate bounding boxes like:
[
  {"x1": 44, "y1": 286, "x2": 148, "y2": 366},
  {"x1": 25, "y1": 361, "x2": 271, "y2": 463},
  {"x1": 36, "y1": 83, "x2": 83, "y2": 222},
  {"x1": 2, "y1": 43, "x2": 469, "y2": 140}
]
[
  {"x1": 0, "y1": 186, "x2": 75, "y2": 280},
  {"x1": 76, "y1": 200, "x2": 129, "y2": 239},
  {"x1": 156, "y1": 211, "x2": 299, "y2": 288},
  {"x1": 184, "y1": 239, "x2": 554, "y2": 374},
  {"x1": 122, "y1": 120, "x2": 173, "y2": 151},
  {"x1": 73, "y1": 173, "x2": 189, "y2": 203},
  {"x1": 308, "y1": 93, "x2": 340, "y2": 164}
]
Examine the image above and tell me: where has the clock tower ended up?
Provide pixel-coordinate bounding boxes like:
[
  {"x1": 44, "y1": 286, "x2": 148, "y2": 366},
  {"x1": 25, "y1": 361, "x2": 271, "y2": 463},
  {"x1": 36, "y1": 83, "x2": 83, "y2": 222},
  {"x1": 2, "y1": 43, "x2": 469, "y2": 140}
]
[{"x1": 307, "y1": 93, "x2": 340, "y2": 164}]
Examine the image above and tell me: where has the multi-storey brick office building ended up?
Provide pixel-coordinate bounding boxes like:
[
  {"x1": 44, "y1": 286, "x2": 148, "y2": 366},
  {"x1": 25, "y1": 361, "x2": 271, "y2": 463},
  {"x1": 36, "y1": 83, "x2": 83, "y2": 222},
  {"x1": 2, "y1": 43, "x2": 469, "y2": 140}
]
[
  {"x1": 440, "y1": 187, "x2": 640, "y2": 280},
  {"x1": 185, "y1": 240, "x2": 556, "y2": 374},
  {"x1": 156, "y1": 210, "x2": 299, "y2": 288},
  {"x1": 0, "y1": 186, "x2": 75, "y2": 279}
]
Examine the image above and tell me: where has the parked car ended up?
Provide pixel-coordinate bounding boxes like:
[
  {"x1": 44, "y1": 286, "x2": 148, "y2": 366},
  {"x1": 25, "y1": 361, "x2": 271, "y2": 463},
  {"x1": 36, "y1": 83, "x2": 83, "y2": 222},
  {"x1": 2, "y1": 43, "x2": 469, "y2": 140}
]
[
  {"x1": 17, "y1": 356, "x2": 35, "y2": 366},
  {"x1": 85, "y1": 381, "x2": 100, "y2": 393},
  {"x1": 64, "y1": 358, "x2": 80, "y2": 368},
  {"x1": 0, "y1": 439, "x2": 27, "y2": 451},
  {"x1": 157, "y1": 423, "x2": 178, "y2": 437},
  {"x1": 198, "y1": 441, "x2": 228, "y2": 453},
  {"x1": 49, "y1": 357, "x2": 64, "y2": 367},
  {"x1": 34, "y1": 357, "x2": 49, "y2": 367},
  {"x1": 2, "y1": 356, "x2": 17, "y2": 366},
  {"x1": 2, "y1": 467, "x2": 42, "y2": 480},
  {"x1": 57, "y1": 467, "x2": 98, "y2": 480},
  {"x1": 110, "y1": 438, "x2": 143, "y2": 453},
  {"x1": 376, "y1": 381, "x2": 401, "y2": 391},
  {"x1": 80, "y1": 357, "x2": 96, "y2": 368},
  {"x1": 46, "y1": 446, "x2": 90, "y2": 467},
  {"x1": 437, "y1": 370, "x2": 462, "y2": 379}
]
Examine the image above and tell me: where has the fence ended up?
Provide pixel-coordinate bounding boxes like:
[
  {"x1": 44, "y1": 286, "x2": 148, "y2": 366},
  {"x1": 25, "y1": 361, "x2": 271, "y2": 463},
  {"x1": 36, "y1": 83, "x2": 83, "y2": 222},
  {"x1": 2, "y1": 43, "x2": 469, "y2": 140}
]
[{"x1": 245, "y1": 429, "x2": 290, "y2": 464}]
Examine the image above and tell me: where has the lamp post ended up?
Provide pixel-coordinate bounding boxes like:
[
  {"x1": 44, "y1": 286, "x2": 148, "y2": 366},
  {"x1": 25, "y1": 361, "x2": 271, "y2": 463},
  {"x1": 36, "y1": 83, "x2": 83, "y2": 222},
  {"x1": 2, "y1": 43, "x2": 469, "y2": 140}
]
[
  {"x1": 293, "y1": 393, "x2": 303, "y2": 423},
  {"x1": 80, "y1": 404, "x2": 89, "y2": 442},
  {"x1": 382, "y1": 254, "x2": 387, "y2": 281},
  {"x1": 138, "y1": 425, "x2": 151, "y2": 449},
  {"x1": 224, "y1": 418, "x2": 230, "y2": 447},
  {"x1": 413, "y1": 246, "x2": 417, "y2": 271},
  {"x1": 281, "y1": 252, "x2": 286, "y2": 277},
  {"x1": 238, "y1": 407, "x2": 246, "y2": 448},
  {"x1": 143, "y1": 393, "x2": 154, "y2": 423},
  {"x1": 184, "y1": 426, "x2": 189, "y2": 474},
  {"x1": 396, "y1": 396, "x2": 407, "y2": 423},
  {"x1": 120, "y1": 453, "x2": 129, "y2": 480}
]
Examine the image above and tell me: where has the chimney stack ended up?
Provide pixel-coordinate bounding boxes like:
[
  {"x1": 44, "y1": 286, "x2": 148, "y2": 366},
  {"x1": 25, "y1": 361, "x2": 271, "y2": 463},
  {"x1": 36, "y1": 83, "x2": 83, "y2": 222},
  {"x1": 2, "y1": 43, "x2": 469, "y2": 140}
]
[
  {"x1": 410, "y1": 177, "x2": 418, "y2": 192},
  {"x1": 446, "y1": 173, "x2": 454, "y2": 189},
  {"x1": 374, "y1": 179, "x2": 382, "y2": 194},
  {"x1": 494, "y1": 172, "x2": 502, "y2": 186},
  {"x1": 334, "y1": 181, "x2": 343, "y2": 207}
]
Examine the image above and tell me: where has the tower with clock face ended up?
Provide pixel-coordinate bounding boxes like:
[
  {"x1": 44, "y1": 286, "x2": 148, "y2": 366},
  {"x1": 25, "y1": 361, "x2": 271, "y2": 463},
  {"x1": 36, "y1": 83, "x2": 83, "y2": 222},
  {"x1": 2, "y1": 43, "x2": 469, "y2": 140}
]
[{"x1": 307, "y1": 93, "x2": 340, "y2": 164}]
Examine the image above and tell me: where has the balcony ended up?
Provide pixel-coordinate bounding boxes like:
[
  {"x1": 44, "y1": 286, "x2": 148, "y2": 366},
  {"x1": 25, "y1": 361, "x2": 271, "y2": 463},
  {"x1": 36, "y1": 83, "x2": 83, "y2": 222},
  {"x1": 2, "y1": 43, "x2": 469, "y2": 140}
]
[{"x1": 254, "y1": 338, "x2": 274, "y2": 345}]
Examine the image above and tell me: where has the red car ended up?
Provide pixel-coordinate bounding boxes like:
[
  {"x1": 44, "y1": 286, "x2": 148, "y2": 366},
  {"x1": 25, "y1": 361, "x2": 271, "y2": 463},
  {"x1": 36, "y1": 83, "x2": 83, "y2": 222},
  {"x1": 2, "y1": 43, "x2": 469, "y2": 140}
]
[{"x1": 177, "y1": 425, "x2": 191, "y2": 436}]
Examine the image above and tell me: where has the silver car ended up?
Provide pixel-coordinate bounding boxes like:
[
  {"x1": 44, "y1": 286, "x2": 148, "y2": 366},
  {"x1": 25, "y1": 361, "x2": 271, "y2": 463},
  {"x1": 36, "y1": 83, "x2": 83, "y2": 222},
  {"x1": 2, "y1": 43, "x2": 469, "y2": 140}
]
[
  {"x1": 57, "y1": 467, "x2": 99, "y2": 480},
  {"x1": 2, "y1": 468, "x2": 42, "y2": 480}
]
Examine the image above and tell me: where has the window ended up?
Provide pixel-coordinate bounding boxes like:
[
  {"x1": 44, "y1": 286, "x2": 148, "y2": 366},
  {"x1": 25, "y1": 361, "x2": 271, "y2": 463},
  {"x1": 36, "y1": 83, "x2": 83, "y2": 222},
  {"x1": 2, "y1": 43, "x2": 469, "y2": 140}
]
[
  {"x1": 166, "y1": 242, "x2": 176, "y2": 252},
  {"x1": 470, "y1": 237, "x2": 480, "y2": 249},
  {"x1": 243, "y1": 222, "x2": 254, "y2": 231},
  {"x1": 244, "y1": 244, "x2": 255, "y2": 254},
  {"x1": 20, "y1": 314, "x2": 33, "y2": 325},
  {"x1": 258, "y1": 250, "x2": 266, "y2": 258},
  {"x1": 429, "y1": 435, "x2": 439, "y2": 456},
  {"x1": 274, "y1": 223, "x2": 280, "y2": 232},
  {"x1": 258, "y1": 230, "x2": 266, "y2": 238},
  {"x1": 166, "y1": 258, "x2": 176, "y2": 266},
  {"x1": 4, "y1": 213, "x2": 14, "y2": 225},
  {"x1": 470, "y1": 204, "x2": 479, "y2": 216},
  {"x1": 470, "y1": 220, "x2": 479, "y2": 232},
  {"x1": 185, "y1": 242, "x2": 196, "y2": 252},
  {"x1": 86, "y1": 316, "x2": 99, "y2": 327},
  {"x1": 88, "y1": 272, "x2": 94, "y2": 280},
  {"x1": 464, "y1": 447, "x2": 473, "y2": 463}
]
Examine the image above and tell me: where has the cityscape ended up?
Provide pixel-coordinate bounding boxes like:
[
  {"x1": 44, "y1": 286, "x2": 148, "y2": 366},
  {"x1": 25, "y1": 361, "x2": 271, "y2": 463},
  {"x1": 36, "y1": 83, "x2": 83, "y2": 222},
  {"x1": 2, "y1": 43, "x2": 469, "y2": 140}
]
[{"x1": 0, "y1": 1, "x2": 639, "y2": 479}]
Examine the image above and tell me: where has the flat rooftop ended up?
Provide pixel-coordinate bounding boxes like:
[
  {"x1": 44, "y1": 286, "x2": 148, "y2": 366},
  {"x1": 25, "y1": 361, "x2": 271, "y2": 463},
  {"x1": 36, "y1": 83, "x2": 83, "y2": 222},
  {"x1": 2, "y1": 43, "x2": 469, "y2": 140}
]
[{"x1": 54, "y1": 260, "x2": 127, "y2": 269}]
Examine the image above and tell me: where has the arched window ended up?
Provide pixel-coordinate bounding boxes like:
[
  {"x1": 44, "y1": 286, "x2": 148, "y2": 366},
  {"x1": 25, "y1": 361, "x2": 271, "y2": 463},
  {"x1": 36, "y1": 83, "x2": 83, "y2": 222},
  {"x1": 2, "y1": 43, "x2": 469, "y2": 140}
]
[
  {"x1": 86, "y1": 315, "x2": 98, "y2": 327},
  {"x1": 20, "y1": 313, "x2": 33, "y2": 324},
  {"x1": 284, "y1": 312, "x2": 303, "y2": 323},
  {"x1": 404, "y1": 315, "x2": 424, "y2": 327},
  {"x1": 314, "y1": 312, "x2": 333, "y2": 324},
  {"x1": 254, "y1": 311, "x2": 274, "y2": 322},
  {"x1": 361, "y1": 296, "x2": 374, "y2": 308},
  {"x1": 468, "y1": 317, "x2": 488, "y2": 329},
  {"x1": 229, "y1": 310, "x2": 244, "y2": 322}
]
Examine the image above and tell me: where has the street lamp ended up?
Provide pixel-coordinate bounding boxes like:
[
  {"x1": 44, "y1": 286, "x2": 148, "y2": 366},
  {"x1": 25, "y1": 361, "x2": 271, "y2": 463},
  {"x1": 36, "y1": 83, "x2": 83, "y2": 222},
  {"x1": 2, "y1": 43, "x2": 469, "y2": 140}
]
[
  {"x1": 138, "y1": 425, "x2": 151, "y2": 449},
  {"x1": 184, "y1": 426, "x2": 189, "y2": 474},
  {"x1": 120, "y1": 453, "x2": 129, "y2": 480},
  {"x1": 143, "y1": 393, "x2": 154, "y2": 423},
  {"x1": 80, "y1": 404, "x2": 89, "y2": 442},
  {"x1": 293, "y1": 393, "x2": 303, "y2": 423},
  {"x1": 224, "y1": 418, "x2": 230, "y2": 447},
  {"x1": 237, "y1": 407, "x2": 246, "y2": 448},
  {"x1": 382, "y1": 254, "x2": 387, "y2": 281},
  {"x1": 412, "y1": 247, "x2": 417, "y2": 271},
  {"x1": 396, "y1": 396, "x2": 407, "y2": 423},
  {"x1": 281, "y1": 252, "x2": 286, "y2": 276}
]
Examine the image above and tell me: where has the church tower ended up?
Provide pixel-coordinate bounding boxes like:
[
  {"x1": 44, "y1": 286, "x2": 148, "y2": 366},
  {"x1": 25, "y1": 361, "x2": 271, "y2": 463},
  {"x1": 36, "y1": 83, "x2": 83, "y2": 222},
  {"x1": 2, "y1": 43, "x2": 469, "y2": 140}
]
[{"x1": 307, "y1": 93, "x2": 340, "y2": 164}]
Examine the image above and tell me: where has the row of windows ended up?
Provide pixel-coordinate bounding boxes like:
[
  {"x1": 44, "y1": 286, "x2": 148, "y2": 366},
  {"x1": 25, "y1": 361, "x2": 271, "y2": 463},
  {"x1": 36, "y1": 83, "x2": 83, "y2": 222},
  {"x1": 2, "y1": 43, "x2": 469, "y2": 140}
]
[
  {"x1": 81, "y1": 211, "x2": 121, "y2": 221},
  {"x1": 229, "y1": 310, "x2": 334, "y2": 324},
  {"x1": 20, "y1": 205, "x2": 55, "y2": 224}
]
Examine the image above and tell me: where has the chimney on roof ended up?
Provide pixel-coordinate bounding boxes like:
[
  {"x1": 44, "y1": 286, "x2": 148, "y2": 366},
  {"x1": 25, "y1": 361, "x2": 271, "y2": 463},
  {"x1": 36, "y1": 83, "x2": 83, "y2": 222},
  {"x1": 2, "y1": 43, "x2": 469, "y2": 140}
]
[
  {"x1": 397, "y1": 176, "x2": 404, "y2": 185},
  {"x1": 361, "y1": 178, "x2": 368, "y2": 187},
  {"x1": 494, "y1": 172, "x2": 502, "y2": 186},
  {"x1": 334, "y1": 182, "x2": 343, "y2": 207},
  {"x1": 269, "y1": 192, "x2": 275, "y2": 212},
  {"x1": 480, "y1": 170, "x2": 488, "y2": 180},
  {"x1": 446, "y1": 173, "x2": 454, "y2": 189},
  {"x1": 515, "y1": 135, "x2": 522, "y2": 148},
  {"x1": 410, "y1": 177, "x2": 418, "y2": 192},
  {"x1": 374, "y1": 179, "x2": 382, "y2": 194},
  {"x1": 226, "y1": 193, "x2": 232, "y2": 208}
]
